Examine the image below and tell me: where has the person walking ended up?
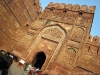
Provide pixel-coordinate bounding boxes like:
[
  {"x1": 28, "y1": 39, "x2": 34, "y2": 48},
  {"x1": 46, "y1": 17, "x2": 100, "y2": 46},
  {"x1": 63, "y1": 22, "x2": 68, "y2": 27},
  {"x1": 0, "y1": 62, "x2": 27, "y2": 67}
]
[
  {"x1": 24, "y1": 63, "x2": 32, "y2": 75},
  {"x1": 29, "y1": 67, "x2": 36, "y2": 75},
  {"x1": 34, "y1": 68, "x2": 39, "y2": 75}
]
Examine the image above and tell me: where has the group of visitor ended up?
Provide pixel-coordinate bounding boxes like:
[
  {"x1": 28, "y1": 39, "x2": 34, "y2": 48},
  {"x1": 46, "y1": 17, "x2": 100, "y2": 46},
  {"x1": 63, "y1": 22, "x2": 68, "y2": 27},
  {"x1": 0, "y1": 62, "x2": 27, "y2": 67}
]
[
  {"x1": 24, "y1": 63, "x2": 42, "y2": 75},
  {"x1": 0, "y1": 50, "x2": 14, "y2": 75},
  {"x1": 0, "y1": 49, "x2": 49, "y2": 75}
]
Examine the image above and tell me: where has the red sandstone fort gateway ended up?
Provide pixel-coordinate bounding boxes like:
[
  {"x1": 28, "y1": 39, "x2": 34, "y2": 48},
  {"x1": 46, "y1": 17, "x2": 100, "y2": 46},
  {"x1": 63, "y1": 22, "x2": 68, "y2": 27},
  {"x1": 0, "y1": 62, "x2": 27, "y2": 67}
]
[{"x1": 0, "y1": 0, "x2": 100, "y2": 75}]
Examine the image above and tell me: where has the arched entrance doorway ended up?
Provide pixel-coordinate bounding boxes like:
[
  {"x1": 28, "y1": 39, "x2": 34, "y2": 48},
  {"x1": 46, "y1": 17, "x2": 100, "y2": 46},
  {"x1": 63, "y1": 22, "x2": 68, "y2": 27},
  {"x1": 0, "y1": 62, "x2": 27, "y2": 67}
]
[{"x1": 32, "y1": 51, "x2": 46, "y2": 69}]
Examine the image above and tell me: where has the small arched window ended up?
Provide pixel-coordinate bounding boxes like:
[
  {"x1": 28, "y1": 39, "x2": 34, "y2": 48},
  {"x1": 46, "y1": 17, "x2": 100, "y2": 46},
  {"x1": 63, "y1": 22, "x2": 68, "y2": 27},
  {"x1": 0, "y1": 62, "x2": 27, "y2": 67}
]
[
  {"x1": 89, "y1": 37, "x2": 91, "y2": 39},
  {"x1": 94, "y1": 39, "x2": 97, "y2": 41},
  {"x1": 50, "y1": 7, "x2": 55, "y2": 11},
  {"x1": 79, "y1": 11, "x2": 83, "y2": 16},
  {"x1": 97, "y1": 48, "x2": 99, "y2": 55},
  {"x1": 88, "y1": 47, "x2": 91, "y2": 52},
  {"x1": 34, "y1": 3, "x2": 36, "y2": 5},
  {"x1": 63, "y1": 9, "x2": 67, "y2": 12},
  {"x1": 26, "y1": 24, "x2": 29, "y2": 26},
  {"x1": 50, "y1": 8, "x2": 53, "y2": 11}
]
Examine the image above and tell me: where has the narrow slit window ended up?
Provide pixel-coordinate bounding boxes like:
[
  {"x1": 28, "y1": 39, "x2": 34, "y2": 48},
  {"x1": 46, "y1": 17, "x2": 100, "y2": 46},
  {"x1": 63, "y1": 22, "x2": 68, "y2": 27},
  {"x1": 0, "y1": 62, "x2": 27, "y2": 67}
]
[{"x1": 88, "y1": 47, "x2": 91, "y2": 52}]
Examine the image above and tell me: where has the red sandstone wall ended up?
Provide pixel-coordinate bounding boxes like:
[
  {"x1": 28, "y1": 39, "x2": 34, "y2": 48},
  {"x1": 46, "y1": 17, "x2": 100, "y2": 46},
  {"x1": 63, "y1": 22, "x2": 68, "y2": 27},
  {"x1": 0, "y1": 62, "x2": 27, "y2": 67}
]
[
  {"x1": 20, "y1": 2, "x2": 98, "y2": 75},
  {"x1": 77, "y1": 35, "x2": 100, "y2": 74},
  {"x1": 0, "y1": 1, "x2": 100, "y2": 75},
  {"x1": 0, "y1": 0, "x2": 41, "y2": 51},
  {"x1": 38, "y1": 2, "x2": 97, "y2": 75}
]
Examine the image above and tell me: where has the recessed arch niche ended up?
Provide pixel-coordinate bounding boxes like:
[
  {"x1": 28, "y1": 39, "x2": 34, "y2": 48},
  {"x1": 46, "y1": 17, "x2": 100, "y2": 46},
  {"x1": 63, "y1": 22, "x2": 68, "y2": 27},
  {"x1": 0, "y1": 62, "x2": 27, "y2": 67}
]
[{"x1": 28, "y1": 25, "x2": 66, "y2": 69}]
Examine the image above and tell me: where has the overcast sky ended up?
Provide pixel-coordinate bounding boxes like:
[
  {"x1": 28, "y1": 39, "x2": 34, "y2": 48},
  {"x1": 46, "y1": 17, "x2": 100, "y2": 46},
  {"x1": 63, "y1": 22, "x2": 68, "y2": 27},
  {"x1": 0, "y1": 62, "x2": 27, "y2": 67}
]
[{"x1": 40, "y1": 0, "x2": 100, "y2": 37}]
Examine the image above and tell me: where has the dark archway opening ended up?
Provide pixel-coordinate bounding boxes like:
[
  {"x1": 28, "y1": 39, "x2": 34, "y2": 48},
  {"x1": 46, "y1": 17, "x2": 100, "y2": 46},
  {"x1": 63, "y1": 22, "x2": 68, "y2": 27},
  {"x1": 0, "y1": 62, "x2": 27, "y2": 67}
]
[{"x1": 32, "y1": 51, "x2": 46, "y2": 69}]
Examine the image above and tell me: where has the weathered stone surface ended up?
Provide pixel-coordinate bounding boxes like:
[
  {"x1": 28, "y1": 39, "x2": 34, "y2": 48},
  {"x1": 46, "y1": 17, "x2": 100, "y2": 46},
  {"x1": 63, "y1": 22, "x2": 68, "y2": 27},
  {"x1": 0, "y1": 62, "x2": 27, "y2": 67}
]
[{"x1": 0, "y1": 0, "x2": 100, "y2": 75}]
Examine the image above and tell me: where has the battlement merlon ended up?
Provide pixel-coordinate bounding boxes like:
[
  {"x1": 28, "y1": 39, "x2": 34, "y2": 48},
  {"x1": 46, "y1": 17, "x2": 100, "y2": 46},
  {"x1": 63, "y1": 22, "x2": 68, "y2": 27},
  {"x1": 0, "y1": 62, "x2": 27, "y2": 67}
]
[
  {"x1": 46, "y1": 2, "x2": 96, "y2": 13},
  {"x1": 34, "y1": 0, "x2": 42, "y2": 13},
  {"x1": 86, "y1": 34, "x2": 100, "y2": 47}
]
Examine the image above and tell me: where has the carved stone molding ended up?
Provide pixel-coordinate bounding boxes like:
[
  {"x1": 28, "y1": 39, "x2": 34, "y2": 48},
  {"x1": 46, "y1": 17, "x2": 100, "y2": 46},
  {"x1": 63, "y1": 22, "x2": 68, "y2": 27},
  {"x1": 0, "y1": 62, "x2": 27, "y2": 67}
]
[
  {"x1": 71, "y1": 26, "x2": 85, "y2": 42},
  {"x1": 66, "y1": 46, "x2": 78, "y2": 64},
  {"x1": 76, "y1": 17, "x2": 92, "y2": 27},
  {"x1": 17, "y1": 34, "x2": 33, "y2": 48},
  {"x1": 41, "y1": 25, "x2": 66, "y2": 42},
  {"x1": 31, "y1": 19, "x2": 47, "y2": 30}
]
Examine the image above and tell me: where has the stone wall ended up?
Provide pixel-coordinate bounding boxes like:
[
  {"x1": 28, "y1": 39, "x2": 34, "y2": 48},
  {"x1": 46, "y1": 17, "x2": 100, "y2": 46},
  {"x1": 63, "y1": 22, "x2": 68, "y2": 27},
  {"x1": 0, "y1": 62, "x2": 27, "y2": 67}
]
[
  {"x1": 0, "y1": 1, "x2": 100, "y2": 75},
  {"x1": 76, "y1": 35, "x2": 100, "y2": 74},
  {"x1": 0, "y1": 0, "x2": 41, "y2": 51},
  {"x1": 39, "y1": 3, "x2": 98, "y2": 75}
]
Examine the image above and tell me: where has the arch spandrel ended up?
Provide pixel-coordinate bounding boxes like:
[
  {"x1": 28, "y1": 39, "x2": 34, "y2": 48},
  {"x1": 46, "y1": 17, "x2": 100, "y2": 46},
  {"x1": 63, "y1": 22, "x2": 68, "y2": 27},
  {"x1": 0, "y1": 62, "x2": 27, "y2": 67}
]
[{"x1": 41, "y1": 25, "x2": 66, "y2": 42}]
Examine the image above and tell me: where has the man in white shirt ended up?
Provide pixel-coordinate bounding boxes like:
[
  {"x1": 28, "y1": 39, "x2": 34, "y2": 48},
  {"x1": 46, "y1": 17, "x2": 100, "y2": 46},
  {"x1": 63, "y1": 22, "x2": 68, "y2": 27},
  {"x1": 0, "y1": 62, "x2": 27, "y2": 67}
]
[{"x1": 25, "y1": 63, "x2": 32, "y2": 74}]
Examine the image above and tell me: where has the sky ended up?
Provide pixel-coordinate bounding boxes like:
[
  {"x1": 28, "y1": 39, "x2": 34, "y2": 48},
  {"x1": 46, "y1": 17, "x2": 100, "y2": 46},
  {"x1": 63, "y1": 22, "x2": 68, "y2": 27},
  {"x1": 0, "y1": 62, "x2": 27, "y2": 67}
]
[{"x1": 40, "y1": 0, "x2": 100, "y2": 37}]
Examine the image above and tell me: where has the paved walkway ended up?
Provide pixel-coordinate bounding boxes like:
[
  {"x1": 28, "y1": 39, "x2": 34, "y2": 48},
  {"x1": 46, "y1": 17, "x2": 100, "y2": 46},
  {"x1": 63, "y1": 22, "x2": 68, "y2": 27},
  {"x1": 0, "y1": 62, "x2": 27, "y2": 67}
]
[
  {"x1": 8, "y1": 63, "x2": 25, "y2": 75},
  {"x1": 0, "y1": 51, "x2": 27, "y2": 75},
  {"x1": 1, "y1": 63, "x2": 44, "y2": 75}
]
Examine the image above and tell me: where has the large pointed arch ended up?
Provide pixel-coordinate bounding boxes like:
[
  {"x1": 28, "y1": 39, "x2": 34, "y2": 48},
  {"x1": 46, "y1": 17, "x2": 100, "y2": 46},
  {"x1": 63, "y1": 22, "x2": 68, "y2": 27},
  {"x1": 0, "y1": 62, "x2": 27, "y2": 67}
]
[
  {"x1": 27, "y1": 24, "x2": 67, "y2": 69},
  {"x1": 32, "y1": 51, "x2": 46, "y2": 69}
]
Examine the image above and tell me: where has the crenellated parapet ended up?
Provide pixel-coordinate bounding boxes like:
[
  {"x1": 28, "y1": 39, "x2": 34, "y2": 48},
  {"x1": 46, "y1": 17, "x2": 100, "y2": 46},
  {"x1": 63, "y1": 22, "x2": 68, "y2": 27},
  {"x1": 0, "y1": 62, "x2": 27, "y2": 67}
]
[
  {"x1": 85, "y1": 35, "x2": 100, "y2": 56},
  {"x1": 78, "y1": 35, "x2": 100, "y2": 74},
  {"x1": 39, "y1": 2, "x2": 96, "y2": 27},
  {"x1": 46, "y1": 2, "x2": 96, "y2": 13},
  {"x1": 84, "y1": 34, "x2": 100, "y2": 57},
  {"x1": 86, "y1": 34, "x2": 100, "y2": 46}
]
